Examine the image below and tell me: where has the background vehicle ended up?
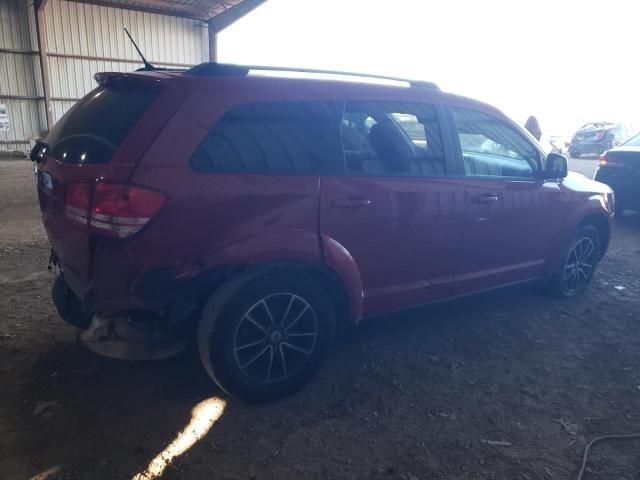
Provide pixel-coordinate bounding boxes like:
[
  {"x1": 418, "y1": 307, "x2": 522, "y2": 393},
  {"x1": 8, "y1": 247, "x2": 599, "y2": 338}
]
[
  {"x1": 595, "y1": 133, "x2": 640, "y2": 214},
  {"x1": 569, "y1": 121, "x2": 635, "y2": 158},
  {"x1": 32, "y1": 64, "x2": 614, "y2": 402}
]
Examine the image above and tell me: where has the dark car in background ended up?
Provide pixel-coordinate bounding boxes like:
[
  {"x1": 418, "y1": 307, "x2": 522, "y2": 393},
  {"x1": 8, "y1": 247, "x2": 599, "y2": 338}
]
[
  {"x1": 569, "y1": 122, "x2": 635, "y2": 158},
  {"x1": 595, "y1": 133, "x2": 640, "y2": 214}
]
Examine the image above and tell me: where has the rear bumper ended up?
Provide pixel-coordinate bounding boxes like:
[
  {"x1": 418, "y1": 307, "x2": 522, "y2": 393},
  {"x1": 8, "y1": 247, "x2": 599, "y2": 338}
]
[
  {"x1": 594, "y1": 167, "x2": 640, "y2": 209},
  {"x1": 51, "y1": 234, "x2": 184, "y2": 315},
  {"x1": 570, "y1": 140, "x2": 611, "y2": 155}
]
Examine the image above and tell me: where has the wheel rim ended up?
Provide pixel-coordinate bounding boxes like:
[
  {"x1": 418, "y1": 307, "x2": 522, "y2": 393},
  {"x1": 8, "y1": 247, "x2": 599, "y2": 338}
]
[
  {"x1": 563, "y1": 236, "x2": 597, "y2": 293},
  {"x1": 232, "y1": 293, "x2": 318, "y2": 383}
]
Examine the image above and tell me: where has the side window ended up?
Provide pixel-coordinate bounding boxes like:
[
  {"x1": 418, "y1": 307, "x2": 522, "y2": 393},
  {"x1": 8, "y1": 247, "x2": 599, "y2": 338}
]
[
  {"x1": 451, "y1": 107, "x2": 540, "y2": 178},
  {"x1": 340, "y1": 101, "x2": 446, "y2": 176},
  {"x1": 190, "y1": 101, "x2": 343, "y2": 174}
]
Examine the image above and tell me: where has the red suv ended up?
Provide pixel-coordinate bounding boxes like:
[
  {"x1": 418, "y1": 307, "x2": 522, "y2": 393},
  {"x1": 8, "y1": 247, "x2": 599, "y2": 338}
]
[{"x1": 33, "y1": 64, "x2": 614, "y2": 401}]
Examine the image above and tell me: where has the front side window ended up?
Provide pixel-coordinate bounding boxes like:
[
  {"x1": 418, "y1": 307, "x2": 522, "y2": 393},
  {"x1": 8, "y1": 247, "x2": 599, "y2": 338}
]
[
  {"x1": 191, "y1": 101, "x2": 343, "y2": 174},
  {"x1": 451, "y1": 107, "x2": 540, "y2": 178},
  {"x1": 340, "y1": 101, "x2": 446, "y2": 176}
]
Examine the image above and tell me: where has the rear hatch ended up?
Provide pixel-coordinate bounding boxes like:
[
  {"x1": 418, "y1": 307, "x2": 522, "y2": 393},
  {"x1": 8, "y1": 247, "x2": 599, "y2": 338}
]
[
  {"x1": 574, "y1": 123, "x2": 614, "y2": 143},
  {"x1": 33, "y1": 72, "x2": 184, "y2": 291}
]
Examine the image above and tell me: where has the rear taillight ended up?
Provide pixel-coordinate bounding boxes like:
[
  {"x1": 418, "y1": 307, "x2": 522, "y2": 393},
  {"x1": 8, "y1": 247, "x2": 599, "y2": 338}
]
[
  {"x1": 65, "y1": 183, "x2": 92, "y2": 226},
  {"x1": 65, "y1": 181, "x2": 166, "y2": 238},
  {"x1": 599, "y1": 152, "x2": 624, "y2": 167},
  {"x1": 599, "y1": 153, "x2": 607, "y2": 165}
]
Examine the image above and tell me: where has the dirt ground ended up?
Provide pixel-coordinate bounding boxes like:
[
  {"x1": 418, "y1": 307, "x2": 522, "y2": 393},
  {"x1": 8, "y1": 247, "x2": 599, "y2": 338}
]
[{"x1": 1, "y1": 158, "x2": 639, "y2": 480}]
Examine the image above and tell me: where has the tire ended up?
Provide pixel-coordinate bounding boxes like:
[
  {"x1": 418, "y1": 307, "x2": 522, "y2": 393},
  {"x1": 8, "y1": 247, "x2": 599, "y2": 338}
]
[
  {"x1": 547, "y1": 225, "x2": 601, "y2": 298},
  {"x1": 571, "y1": 151, "x2": 581, "y2": 159},
  {"x1": 198, "y1": 271, "x2": 336, "y2": 402}
]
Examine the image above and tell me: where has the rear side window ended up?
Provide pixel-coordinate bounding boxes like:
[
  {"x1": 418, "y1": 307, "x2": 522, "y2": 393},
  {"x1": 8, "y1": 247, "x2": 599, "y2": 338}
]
[
  {"x1": 46, "y1": 85, "x2": 159, "y2": 164},
  {"x1": 190, "y1": 101, "x2": 343, "y2": 174},
  {"x1": 340, "y1": 101, "x2": 446, "y2": 176}
]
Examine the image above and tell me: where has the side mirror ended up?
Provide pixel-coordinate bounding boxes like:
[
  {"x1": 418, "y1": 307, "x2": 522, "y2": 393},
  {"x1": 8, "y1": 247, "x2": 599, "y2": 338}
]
[{"x1": 544, "y1": 152, "x2": 568, "y2": 178}]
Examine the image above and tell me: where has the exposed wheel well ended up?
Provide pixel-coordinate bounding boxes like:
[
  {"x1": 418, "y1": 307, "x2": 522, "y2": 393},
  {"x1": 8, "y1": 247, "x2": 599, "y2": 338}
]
[{"x1": 578, "y1": 213, "x2": 610, "y2": 259}]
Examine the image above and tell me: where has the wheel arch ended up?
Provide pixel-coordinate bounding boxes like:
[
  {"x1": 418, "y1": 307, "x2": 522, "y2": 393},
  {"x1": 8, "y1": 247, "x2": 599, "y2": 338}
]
[
  {"x1": 578, "y1": 212, "x2": 611, "y2": 260},
  {"x1": 191, "y1": 260, "x2": 357, "y2": 330}
]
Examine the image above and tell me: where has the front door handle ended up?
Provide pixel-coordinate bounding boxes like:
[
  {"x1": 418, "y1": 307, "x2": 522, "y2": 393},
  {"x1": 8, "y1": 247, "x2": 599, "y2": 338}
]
[
  {"x1": 471, "y1": 193, "x2": 500, "y2": 204},
  {"x1": 331, "y1": 197, "x2": 373, "y2": 209}
]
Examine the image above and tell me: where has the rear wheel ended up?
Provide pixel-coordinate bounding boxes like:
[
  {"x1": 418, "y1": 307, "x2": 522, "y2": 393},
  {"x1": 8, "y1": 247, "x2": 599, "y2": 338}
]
[
  {"x1": 198, "y1": 271, "x2": 335, "y2": 402},
  {"x1": 547, "y1": 225, "x2": 600, "y2": 297},
  {"x1": 570, "y1": 150, "x2": 581, "y2": 159}
]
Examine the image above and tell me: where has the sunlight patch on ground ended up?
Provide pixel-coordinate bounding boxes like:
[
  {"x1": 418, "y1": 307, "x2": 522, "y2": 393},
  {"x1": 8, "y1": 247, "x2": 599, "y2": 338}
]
[
  {"x1": 131, "y1": 397, "x2": 227, "y2": 480},
  {"x1": 29, "y1": 466, "x2": 62, "y2": 480}
]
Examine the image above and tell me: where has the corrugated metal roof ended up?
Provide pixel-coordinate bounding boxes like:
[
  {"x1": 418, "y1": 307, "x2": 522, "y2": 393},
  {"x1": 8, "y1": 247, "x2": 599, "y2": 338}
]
[{"x1": 65, "y1": 0, "x2": 264, "y2": 21}]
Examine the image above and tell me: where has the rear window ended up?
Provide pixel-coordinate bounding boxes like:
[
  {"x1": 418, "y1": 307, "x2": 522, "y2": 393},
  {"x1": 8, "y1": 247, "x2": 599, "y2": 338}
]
[
  {"x1": 190, "y1": 101, "x2": 344, "y2": 174},
  {"x1": 45, "y1": 85, "x2": 159, "y2": 164}
]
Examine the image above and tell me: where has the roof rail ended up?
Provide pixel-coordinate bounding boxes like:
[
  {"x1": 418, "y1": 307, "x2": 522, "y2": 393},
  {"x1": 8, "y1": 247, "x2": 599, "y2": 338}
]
[{"x1": 185, "y1": 62, "x2": 439, "y2": 89}]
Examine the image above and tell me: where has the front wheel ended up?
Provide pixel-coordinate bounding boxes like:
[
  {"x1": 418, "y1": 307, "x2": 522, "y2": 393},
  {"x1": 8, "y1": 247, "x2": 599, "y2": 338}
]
[
  {"x1": 547, "y1": 225, "x2": 601, "y2": 297},
  {"x1": 198, "y1": 271, "x2": 335, "y2": 402}
]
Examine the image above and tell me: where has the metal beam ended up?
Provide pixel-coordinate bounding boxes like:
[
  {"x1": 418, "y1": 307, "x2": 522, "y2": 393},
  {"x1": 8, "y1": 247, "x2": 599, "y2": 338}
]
[
  {"x1": 62, "y1": 0, "x2": 208, "y2": 20},
  {"x1": 35, "y1": 0, "x2": 50, "y2": 10},
  {"x1": 0, "y1": 48, "x2": 39, "y2": 55},
  {"x1": 208, "y1": 0, "x2": 267, "y2": 31},
  {"x1": 208, "y1": 23, "x2": 218, "y2": 62},
  {"x1": 34, "y1": 3, "x2": 53, "y2": 131},
  {"x1": 47, "y1": 51, "x2": 194, "y2": 68},
  {"x1": 0, "y1": 94, "x2": 44, "y2": 101}
]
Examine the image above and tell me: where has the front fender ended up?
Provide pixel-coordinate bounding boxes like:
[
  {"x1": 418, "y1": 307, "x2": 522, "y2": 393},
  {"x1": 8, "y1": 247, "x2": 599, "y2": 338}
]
[{"x1": 545, "y1": 195, "x2": 612, "y2": 275}]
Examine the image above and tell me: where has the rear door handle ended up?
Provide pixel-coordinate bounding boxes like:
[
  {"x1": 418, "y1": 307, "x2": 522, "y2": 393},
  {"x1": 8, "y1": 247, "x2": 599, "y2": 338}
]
[
  {"x1": 471, "y1": 193, "x2": 500, "y2": 204},
  {"x1": 331, "y1": 197, "x2": 372, "y2": 209}
]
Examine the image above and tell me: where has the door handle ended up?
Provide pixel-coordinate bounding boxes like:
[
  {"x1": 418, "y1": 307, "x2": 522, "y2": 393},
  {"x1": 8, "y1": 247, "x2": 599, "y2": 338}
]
[
  {"x1": 331, "y1": 197, "x2": 373, "y2": 209},
  {"x1": 471, "y1": 193, "x2": 500, "y2": 204}
]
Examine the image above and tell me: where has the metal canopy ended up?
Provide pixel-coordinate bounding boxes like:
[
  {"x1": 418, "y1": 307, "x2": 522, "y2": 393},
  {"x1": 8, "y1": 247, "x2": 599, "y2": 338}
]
[{"x1": 63, "y1": 0, "x2": 266, "y2": 23}]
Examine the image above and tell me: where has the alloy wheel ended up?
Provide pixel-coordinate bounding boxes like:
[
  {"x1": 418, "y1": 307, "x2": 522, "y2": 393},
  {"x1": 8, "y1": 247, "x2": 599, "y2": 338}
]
[
  {"x1": 562, "y1": 236, "x2": 597, "y2": 294},
  {"x1": 232, "y1": 293, "x2": 318, "y2": 383}
]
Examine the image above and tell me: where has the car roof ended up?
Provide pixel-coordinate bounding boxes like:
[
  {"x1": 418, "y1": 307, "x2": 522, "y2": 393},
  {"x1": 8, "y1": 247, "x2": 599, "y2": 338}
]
[{"x1": 97, "y1": 63, "x2": 507, "y2": 120}]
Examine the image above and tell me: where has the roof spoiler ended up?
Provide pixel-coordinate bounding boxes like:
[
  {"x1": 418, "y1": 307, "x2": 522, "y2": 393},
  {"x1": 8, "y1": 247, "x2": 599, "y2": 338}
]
[{"x1": 93, "y1": 72, "x2": 172, "y2": 88}]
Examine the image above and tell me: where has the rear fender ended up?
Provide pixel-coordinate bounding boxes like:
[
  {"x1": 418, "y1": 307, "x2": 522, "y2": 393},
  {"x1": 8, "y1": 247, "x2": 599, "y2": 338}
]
[
  {"x1": 320, "y1": 235, "x2": 364, "y2": 321},
  {"x1": 200, "y1": 229, "x2": 321, "y2": 270},
  {"x1": 192, "y1": 232, "x2": 363, "y2": 323}
]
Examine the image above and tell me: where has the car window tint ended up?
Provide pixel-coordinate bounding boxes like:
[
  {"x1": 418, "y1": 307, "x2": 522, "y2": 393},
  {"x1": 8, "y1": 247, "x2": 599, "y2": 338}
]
[
  {"x1": 45, "y1": 85, "x2": 159, "y2": 164},
  {"x1": 340, "y1": 101, "x2": 446, "y2": 176},
  {"x1": 191, "y1": 101, "x2": 343, "y2": 174},
  {"x1": 451, "y1": 107, "x2": 539, "y2": 178}
]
